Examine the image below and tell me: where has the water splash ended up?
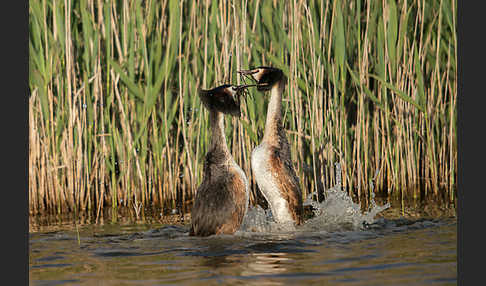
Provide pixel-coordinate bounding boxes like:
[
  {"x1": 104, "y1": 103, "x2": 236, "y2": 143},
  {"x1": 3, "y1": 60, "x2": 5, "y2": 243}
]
[
  {"x1": 240, "y1": 204, "x2": 297, "y2": 234},
  {"x1": 240, "y1": 163, "x2": 390, "y2": 234},
  {"x1": 302, "y1": 184, "x2": 390, "y2": 232}
]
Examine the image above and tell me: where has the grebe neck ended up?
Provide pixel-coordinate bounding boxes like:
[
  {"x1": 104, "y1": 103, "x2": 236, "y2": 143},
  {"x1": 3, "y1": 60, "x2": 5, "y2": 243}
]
[
  {"x1": 262, "y1": 79, "x2": 286, "y2": 144},
  {"x1": 209, "y1": 111, "x2": 231, "y2": 158}
]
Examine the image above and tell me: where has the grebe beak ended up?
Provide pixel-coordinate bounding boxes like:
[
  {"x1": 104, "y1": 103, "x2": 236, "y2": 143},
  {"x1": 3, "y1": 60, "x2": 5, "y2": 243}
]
[
  {"x1": 235, "y1": 84, "x2": 257, "y2": 93},
  {"x1": 237, "y1": 69, "x2": 272, "y2": 90},
  {"x1": 237, "y1": 69, "x2": 259, "y2": 83},
  {"x1": 237, "y1": 69, "x2": 259, "y2": 76}
]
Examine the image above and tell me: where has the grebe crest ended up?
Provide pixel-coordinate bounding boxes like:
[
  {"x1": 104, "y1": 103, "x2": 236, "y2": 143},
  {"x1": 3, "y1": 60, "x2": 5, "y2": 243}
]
[
  {"x1": 190, "y1": 83, "x2": 254, "y2": 237},
  {"x1": 238, "y1": 66, "x2": 286, "y2": 92},
  {"x1": 238, "y1": 66, "x2": 304, "y2": 226},
  {"x1": 198, "y1": 84, "x2": 254, "y2": 116}
]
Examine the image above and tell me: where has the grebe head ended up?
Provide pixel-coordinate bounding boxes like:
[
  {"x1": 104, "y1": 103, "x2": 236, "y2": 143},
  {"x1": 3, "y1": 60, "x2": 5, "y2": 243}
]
[
  {"x1": 198, "y1": 84, "x2": 255, "y2": 116},
  {"x1": 237, "y1": 66, "x2": 285, "y2": 91}
]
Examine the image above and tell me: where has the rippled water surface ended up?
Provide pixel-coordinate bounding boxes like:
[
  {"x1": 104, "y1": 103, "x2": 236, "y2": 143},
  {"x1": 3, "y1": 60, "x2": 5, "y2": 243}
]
[{"x1": 30, "y1": 207, "x2": 456, "y2": 285}]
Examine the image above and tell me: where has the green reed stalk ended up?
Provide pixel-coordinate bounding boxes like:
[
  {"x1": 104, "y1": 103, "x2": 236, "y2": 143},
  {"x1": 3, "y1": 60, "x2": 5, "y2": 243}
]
[{"x1": 29, "y1": 0, "x2": 457, "y2": 216}]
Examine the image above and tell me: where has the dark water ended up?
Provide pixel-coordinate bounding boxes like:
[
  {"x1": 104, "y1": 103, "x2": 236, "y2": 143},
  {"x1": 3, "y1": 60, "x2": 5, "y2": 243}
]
[{"x1": 29, "y1": 214, "x2": 456, "y2": 285}]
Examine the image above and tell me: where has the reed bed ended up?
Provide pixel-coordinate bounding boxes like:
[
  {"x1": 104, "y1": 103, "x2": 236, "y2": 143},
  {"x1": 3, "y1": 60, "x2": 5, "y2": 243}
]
[{"x1": 29, "y1": 0, "x2": 457, "y2": 216}]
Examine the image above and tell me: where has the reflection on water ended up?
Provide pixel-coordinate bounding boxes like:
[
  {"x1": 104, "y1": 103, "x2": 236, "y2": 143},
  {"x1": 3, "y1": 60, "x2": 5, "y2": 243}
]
[
  {"x1": 30, "y1": 185, "x2": 456, "y2": 285},
  {"x1": 246, "y1": 252, "x2": 290, "y2": 275},
  {"x1": 30, "y1": 216, "x2": 456, "y2": 285}
]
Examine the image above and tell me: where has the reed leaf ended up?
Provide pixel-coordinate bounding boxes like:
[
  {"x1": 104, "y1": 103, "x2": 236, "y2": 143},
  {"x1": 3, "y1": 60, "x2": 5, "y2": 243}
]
[
  {"x1": 28, "y1": 0, "x2": 457, "y2": 216},
  {"x1": 369, "y1": 74, "x2": 425, "y2": 113}
]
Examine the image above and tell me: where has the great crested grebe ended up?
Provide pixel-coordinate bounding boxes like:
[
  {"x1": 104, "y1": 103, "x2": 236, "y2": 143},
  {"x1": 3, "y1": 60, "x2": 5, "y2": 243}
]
[
  {"x1": 190, "y1": 83, "x2": 255, "y2": 236},
  {"x1": 238, "y1": 66, "x2": 304, "y2": 226}
]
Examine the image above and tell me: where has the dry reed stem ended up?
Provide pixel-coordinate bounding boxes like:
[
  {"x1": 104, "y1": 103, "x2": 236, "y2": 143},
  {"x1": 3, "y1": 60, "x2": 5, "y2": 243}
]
[{"x1": 29, "y1": 0, "x2": 457, "y2": 215}]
